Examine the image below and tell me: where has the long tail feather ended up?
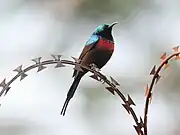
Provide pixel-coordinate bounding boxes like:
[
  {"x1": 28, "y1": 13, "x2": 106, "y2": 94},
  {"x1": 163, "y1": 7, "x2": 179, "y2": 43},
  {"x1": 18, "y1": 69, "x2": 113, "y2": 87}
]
[{"x1": 61, "y1": 74, "x2": 82, "y2": 116}]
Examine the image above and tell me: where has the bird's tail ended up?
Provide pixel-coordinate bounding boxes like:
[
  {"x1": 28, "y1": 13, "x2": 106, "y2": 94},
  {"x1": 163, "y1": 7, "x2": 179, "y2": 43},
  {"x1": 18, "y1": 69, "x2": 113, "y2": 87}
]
[{"x1": 60, "y1": 74, "x2": 82, "y2": 116}]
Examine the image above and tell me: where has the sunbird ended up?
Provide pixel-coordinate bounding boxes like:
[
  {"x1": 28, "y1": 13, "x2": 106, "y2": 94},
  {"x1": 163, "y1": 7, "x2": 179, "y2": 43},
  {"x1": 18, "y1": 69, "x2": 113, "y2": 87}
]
[{"x1": 61, "y1": 22, "x2": 118, "y2": 116}]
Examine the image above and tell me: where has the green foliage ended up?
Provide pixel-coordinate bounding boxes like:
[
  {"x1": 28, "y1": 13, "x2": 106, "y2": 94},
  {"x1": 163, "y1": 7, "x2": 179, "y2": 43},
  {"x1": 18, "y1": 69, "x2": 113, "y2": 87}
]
[{"x1": 77, "y1": 0, "x2": 145, "y2": 19}]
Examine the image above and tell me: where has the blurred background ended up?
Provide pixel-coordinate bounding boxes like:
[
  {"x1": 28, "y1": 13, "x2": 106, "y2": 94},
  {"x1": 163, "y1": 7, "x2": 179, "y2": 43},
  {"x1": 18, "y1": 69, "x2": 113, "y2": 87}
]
[{"x1": 0, "y1": 0, "x2": 180, "y2": 134}]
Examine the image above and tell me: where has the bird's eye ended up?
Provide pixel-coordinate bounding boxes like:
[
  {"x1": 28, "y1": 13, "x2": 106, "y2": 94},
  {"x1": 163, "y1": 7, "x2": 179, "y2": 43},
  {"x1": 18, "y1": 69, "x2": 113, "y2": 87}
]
[{"x1": 103, "y1": 25, "x2": 109, "y2": 29}]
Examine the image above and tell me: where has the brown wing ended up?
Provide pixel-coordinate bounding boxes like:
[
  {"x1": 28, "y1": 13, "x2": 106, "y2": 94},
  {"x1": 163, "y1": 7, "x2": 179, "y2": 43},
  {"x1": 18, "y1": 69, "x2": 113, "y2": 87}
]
[
  {"x1": 72, "y1": 44, "x2": 96, "y2": 78},
  {"x1": 79, "y1": 45, "x2": 94, "y2": 60}
]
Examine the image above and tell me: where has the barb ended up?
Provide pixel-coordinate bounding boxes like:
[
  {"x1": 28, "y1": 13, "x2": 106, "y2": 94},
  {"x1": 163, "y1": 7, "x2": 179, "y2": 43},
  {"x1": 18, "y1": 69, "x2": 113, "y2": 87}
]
[
  {"x1": 0, "y1": 54, "x2": 143, "y2": 135},
  {"x1": 51, "y1": 54, "x2": 65, "y2": 68},
  {"x1": 0, "y1": 79, "x2": 11, "y2": 96},
  {"x1": 13, "y1": 65, "x2": 28, "y2": 81},
  {"x1": 143, "y1": 51, "x2": 180, "y2": 135},
  {"x1": 31, "y1": 57, "x2": 47, "y2": 72}
]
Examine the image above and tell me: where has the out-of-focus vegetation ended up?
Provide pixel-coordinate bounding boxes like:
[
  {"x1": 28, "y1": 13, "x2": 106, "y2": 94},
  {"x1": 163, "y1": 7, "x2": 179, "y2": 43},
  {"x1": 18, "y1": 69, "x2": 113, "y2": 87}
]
[{"x1": 0, "y1": 0, "x2": 180, "y2": 135}]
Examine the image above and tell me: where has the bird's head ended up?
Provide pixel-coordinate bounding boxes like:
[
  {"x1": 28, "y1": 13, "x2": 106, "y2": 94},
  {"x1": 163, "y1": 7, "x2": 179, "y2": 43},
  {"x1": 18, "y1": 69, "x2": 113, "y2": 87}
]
[{"x1": 93, "y1": 22, "x2": 118, "y2": 41}]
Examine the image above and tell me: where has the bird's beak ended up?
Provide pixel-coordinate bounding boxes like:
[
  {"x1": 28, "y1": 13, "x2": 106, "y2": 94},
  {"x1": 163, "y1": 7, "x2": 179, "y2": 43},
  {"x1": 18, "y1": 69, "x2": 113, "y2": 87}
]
[{"x1": 108, "y1": 22, "x2": 118, "y2": 29}]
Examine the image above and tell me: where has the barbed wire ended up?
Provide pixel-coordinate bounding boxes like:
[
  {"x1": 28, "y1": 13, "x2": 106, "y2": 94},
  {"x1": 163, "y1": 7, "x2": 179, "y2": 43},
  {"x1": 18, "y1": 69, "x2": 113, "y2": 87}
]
[
  {"x1": 143, "y1": 46, "x2": 180, "y2": 135},
  {"x1": 0, "y1": 46, "x2": 179, "y2": 135},
  {"x1": 0, "y1": 54, "x2": 143, "y2": 135}
]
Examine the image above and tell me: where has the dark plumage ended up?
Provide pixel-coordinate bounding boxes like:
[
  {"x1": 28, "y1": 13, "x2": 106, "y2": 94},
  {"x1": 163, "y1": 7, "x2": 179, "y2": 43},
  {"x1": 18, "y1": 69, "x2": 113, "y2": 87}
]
[{"x1": 61, "y1": 22, "x2": 118, "y2": 116}]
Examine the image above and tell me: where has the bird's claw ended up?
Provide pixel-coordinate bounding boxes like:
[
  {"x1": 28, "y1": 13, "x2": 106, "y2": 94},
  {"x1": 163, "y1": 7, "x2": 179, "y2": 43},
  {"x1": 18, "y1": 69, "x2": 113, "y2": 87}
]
[{"x1": 90, "y1": 63, "x2": 100, "y2": 72}]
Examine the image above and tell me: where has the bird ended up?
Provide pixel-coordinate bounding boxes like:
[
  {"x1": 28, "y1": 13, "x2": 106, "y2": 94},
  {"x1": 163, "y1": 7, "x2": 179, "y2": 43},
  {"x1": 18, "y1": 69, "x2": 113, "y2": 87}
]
[{"x1": 60, "y1": 22, "x2": 118, "y2": 116}]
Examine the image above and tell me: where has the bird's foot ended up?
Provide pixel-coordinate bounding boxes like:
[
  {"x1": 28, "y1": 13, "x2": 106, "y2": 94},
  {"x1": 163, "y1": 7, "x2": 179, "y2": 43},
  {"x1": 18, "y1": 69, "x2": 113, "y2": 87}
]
[{"x1": 90, "y1": 63, "x2": 100, "y2": 72}]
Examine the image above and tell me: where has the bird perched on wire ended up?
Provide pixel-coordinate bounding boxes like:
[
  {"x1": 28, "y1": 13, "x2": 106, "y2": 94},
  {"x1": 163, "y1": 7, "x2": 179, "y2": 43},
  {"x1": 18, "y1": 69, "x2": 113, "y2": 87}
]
[{"x1": 61, "y1": 22, "x2": 118, "y2": 116}]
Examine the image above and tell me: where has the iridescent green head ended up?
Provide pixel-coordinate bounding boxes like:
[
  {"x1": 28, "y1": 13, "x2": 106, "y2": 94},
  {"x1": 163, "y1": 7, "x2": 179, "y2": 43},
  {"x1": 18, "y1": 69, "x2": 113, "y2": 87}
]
[{"x1": 93, "y1": 22, "x2": 118, "y2": 41}]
